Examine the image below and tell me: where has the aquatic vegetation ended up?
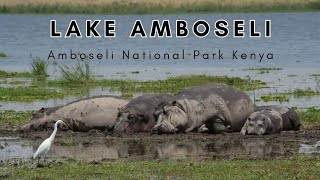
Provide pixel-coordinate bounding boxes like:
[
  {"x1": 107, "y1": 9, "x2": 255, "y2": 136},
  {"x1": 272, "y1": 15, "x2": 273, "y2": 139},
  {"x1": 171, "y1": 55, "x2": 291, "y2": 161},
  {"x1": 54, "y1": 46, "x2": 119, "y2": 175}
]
[
  {"x1": 5, "y1": 156, "x2": 320, "y2": 179},
  {"x1": 0, "y1": 87, "x2": 65, "y2": 101},
  {"x1": 258, "y1": 95, "x2": 289, "y2": 103},
  {"x1": 0, "y1": 70, "x2": 33, "y2": 78},
  {"x1": 285, "y1": 88, "x2": 320, "y2": 97},
  {"x1": 58, "y1": 59, "x2": 95, "y2": 85},
  {"x1": 258, "y1": 70, "x2": 269, "y2": 74},
  {"x1": 287, "y1": 74, "x2": 298, "y2": 77},
  {"x1": 243, "y1": 67, "x2": 282, "y2": 71},
  {"x1": 48, "y1": 75, "x2": 266, "y2": 95},
  {"x1": 298, "y1": 107, "x2": 320, "y2": 127},
  {"x1": 310, "y1": 74, "x2": 320, "y2": 77},
  {"x1": 0, "y1": 52, "x2": 7, "y2": 58},
  {"x1": 31, "y1": 57, "x2": 49, "y2": 76},
  {"x1": 243, "y1": 68, "x2": 282, "y2": 75},
  {"x1": 131, "y1": 71, "x2": 140, "y2": 74},
  {"x1": 0, "y1": 0, "x2": 319, "y2": 14}
]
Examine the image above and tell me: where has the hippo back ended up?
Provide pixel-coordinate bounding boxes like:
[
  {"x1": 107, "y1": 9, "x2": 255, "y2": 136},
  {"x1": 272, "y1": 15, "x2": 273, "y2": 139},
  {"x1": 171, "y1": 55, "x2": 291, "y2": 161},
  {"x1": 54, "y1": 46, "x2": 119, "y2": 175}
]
[{"x1": 176, "y1": 83, "x2": 254, "y2": 131}]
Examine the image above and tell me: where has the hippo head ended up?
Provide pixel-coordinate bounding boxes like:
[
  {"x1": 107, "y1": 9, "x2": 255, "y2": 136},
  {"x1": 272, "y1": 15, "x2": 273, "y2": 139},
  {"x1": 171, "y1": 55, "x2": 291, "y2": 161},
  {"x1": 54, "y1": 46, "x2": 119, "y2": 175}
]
[
  {"x1": 113, "y1": 109, "x2": 152, "y2": 134},
  {"x1": 286, "y1": 109, "x2": 302, "y2": 131},
  {"x1": 241, "y1": 111, "x2": 272, "y2": 135},
  {"x1": 19, "y1": 106, "x2": 65, "y2": 131},
  {"x1": 152, "y1": 101, "x2": 188, "y2": 134}
]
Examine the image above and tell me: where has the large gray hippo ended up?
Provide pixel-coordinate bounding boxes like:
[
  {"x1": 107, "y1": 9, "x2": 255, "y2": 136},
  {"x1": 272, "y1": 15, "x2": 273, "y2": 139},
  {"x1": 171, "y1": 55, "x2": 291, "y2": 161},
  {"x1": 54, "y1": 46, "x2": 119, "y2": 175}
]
[
  {"x1": 240, "y1": 106, "x2": 301, "y2": 135},
  {"x1": 152, "y1": 83, "x2": 254, "y2": 134},
  {"x1": 19, "y1": 96, "x2": 130, "y2": 132},
  {"x1": 113, "y1": 94, "x2": 174, "y2": 133}
]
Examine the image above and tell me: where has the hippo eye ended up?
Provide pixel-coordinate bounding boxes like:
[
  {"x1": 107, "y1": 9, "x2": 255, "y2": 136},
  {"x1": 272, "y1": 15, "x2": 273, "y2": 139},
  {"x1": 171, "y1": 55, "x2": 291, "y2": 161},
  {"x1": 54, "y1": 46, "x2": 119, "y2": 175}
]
[
  {"x1": 128, "y1": 114, "x2": 135, "y2": 120},
  {"x1": 258, "y1": 124, "x2": 264, "y2": 127},
  {"x1": 248, "y1": 118, "x2": 251, "y2": 121}
]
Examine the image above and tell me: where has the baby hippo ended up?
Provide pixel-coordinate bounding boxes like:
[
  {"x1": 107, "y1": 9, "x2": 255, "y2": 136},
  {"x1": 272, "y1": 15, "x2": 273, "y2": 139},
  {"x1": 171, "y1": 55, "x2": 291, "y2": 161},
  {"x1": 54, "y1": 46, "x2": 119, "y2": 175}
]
[{"x1": 240, "y1": 109, "x2": 283, "y2": 135}]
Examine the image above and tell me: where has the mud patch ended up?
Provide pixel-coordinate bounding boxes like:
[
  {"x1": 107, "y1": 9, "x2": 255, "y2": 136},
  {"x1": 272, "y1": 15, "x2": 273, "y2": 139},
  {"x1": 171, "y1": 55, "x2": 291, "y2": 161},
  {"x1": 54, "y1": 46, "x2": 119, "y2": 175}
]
[{"x1": 1, "y1": 127, "x2": 320, "y2": 163}]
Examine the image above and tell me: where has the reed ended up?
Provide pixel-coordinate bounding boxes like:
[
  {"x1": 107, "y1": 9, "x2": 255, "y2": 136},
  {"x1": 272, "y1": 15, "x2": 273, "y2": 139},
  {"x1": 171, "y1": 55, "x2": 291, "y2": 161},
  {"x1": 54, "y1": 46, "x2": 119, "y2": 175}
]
[
  {"x1": 31, "y1": 56, "x2": 49, "y2": 77},
  {"x1": 58, "y1": 59, "x2": 95, "y2": 85}
]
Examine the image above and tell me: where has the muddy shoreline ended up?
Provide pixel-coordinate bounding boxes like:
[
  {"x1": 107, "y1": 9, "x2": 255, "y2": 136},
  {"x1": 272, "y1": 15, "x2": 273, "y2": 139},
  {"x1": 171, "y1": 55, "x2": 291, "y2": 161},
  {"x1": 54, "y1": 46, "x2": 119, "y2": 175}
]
[{"x1": 1, "y1": 126, "x2": 320, "y2": 163}]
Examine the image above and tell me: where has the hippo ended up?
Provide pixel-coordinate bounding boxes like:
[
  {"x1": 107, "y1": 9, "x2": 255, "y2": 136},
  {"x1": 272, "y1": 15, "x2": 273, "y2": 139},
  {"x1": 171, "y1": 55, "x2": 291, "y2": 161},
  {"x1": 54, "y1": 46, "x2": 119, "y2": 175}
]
[
  {"x1": 19, "y1": 96, "x2": 130, "y2": 132},
  {"x1": 152, "y1": 83, "x2": 254, "y2": 134},
  {"x1": 240, "y1": 109, "x2": 283, "y2": 135},
  {"x1": 254, "y1": 105, "x2": 301, "y2": 131},
  {"x1": 113, "y1": 94, "x2": 174, "y2": 133},
  {"x1": 240, "y1": 106, "x2": 301, "y2": 135}
]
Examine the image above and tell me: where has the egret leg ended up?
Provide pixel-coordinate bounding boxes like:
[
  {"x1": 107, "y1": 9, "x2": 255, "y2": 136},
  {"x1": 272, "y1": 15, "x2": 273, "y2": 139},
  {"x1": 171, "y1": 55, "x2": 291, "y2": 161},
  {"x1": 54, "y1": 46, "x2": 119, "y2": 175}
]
[{"x1": 44, "y1": 154, "x2": 47, "y2": 166}]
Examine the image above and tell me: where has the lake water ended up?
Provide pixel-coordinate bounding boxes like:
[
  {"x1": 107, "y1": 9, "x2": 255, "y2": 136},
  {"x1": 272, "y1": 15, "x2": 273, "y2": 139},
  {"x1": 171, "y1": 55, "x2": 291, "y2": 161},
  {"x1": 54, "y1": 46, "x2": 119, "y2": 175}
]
[{"x1": 0, "y1": 13, "x2": 319, "y2": 110}]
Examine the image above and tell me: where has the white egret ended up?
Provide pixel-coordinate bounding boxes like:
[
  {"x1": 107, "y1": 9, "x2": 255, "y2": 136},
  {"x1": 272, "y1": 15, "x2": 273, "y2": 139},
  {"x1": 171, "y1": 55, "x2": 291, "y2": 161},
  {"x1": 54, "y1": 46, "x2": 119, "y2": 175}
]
[{"x1": 33, "y1": 120, "x2": 65, "y2": 165}]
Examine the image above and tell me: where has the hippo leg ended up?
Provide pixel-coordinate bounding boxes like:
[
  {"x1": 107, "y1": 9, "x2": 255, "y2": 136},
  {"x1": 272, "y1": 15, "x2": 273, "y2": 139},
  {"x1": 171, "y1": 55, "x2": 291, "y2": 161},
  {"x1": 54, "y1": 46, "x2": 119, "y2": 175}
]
[
  {"x1": 197, "y1": 124, "x2": 209, "y2": 133},
  {"x1": 206, "y1": 118, "x2": 228, "y2": 134},
  {"x1": 240, "y1": 121, "x2": 249, "y2": 135}
]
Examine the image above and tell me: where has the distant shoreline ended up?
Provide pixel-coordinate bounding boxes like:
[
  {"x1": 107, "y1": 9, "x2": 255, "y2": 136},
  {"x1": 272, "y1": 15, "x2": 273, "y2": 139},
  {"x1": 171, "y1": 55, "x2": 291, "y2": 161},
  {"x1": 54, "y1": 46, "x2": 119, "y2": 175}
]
[{"x1": 0, "y1": 0, "x2": 319, "y2": 14}]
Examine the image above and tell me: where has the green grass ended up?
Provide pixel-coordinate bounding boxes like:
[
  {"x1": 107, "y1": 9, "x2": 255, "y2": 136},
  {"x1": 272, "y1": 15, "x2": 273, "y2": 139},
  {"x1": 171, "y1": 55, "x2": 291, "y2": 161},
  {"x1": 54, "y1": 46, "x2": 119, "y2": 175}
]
[
  {"x1": 0, "y1": 87, "x2": 65, "y2": 101},
  {"x1": 58, "y1": 59, "x2": 95, "y2": 85},
  {"x1": 310, "y1": 74, "x2": 320, "y2": 77},
  {"x1": 0, "y1": 70, "x2": 33, "y2": 78},
  {"x1": 48, "y1": 75, "x2": 266, "y2": 96},
  {"x1": 0, "y1": 110, "x2": 32, "y2": 130},
  {"x1": 31, "y1": 57, "x2": 48, "y2": 76},
  {"x1": 258, "y1": 95, "x2": 289, "y2": 103},
  {"x1": 0, "y1": 52, "x2": 7, "y2": 58},
  {"x1": 4, "y1": 156, "x2": 320, "y2": 179},
  {"x1": 1, "y1": 0, "x2": 320, "y2": 14},
  {"x1": 298, "y1": 107, "x2": 320, "y2": 127}
]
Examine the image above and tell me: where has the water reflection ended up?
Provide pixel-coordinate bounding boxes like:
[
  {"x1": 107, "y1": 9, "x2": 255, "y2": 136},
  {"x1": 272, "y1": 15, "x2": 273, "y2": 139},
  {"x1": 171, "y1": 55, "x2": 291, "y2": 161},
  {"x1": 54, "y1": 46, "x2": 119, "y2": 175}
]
[
  {"x1": 299, "y1": 141, "x2": 320, "y2": 154},
  {"x1": 206, "y1": 140, "x2": 286, "y2": 157},
  {"x1": 1, "y1": 137, "x2": 315, "y2": 162}
]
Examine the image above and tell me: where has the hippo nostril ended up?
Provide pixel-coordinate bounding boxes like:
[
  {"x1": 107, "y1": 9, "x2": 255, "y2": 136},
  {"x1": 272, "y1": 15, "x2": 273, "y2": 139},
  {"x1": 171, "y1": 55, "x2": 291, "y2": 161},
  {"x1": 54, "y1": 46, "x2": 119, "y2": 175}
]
[{"x1": 151, "y1": 127, "x2": 159, "y2": 134}]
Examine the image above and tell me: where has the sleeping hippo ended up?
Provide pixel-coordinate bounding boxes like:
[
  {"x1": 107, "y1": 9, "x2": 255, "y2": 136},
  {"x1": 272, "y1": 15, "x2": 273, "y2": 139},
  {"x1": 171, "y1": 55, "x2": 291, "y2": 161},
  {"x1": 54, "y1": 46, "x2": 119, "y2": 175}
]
[
  {"x1": 254, "y1": 105, "x2": 301, "y2": 131},
  {"x1": 152, "y1": 83, "x2": 254, "y2": 134},
  {"x1": 240, "y1": 109, "x2": 283, "y2": 135},
  {"x1": 113, "y1": 94, "x2": 174, "y2": 134},
  {"x1": 240, "y1": 106, "x2": 301, "y2": 135},
  {"x1": 19, "y1": 96, "x2": 130, "y2": 132}
]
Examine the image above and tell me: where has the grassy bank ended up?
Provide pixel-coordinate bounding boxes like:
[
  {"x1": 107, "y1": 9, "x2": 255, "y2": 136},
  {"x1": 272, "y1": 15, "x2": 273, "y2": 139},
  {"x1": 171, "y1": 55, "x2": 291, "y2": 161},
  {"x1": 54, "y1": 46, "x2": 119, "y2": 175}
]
[
  {"x1": 48, "y1": 75, "x2": 266, "y2": 95},
  {"x1": 0, "y1": 0, "x2": 319, "y2": 14},
  {"x1": 298, "y1": 107, "x2": 320, "y2": 127},
  {"x1": 0, "y1": 87, "x2": 65, "y2": 101},
  {"x1": 0, "y1": 110, "x2": 32, "y2": 130},
  {"x1": 3, "y1": 156, "x2": 320, "y2": 179}
]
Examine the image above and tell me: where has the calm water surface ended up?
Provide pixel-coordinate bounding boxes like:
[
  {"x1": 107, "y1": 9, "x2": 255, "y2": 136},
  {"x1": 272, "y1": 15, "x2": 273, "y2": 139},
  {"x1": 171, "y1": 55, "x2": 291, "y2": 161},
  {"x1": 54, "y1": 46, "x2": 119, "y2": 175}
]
[{"x1": 0, "y1": 13, "x2": 319, "y2": 110}]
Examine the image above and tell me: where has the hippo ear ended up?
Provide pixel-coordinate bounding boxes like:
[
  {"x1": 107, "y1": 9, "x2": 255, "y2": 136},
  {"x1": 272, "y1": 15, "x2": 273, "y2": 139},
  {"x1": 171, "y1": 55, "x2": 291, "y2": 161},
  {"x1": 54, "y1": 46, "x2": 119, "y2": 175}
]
[{"x1": 172, "y1": 101, "x2": 177, "y2": 106}]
